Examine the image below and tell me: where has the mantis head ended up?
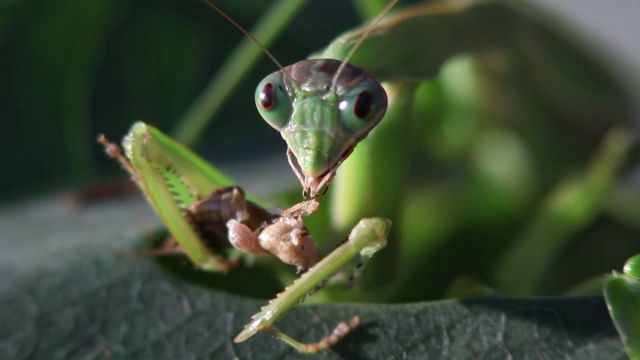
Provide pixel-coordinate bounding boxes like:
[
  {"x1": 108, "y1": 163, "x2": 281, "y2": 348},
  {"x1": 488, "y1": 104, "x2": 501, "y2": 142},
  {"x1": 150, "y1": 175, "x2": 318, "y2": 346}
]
[{"x1": 256, "y1": 58, "x2": 388, "y2": 197}]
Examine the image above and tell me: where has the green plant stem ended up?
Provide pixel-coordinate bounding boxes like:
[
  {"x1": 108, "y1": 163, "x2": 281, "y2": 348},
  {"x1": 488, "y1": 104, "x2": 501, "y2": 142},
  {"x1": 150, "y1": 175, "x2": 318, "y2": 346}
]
[
  {"x1": 495, "y1": 126, "x2": 635, "y2": 296},
  {"x1": 172, "y1": 0, "x2": 308, "y2": 146}
]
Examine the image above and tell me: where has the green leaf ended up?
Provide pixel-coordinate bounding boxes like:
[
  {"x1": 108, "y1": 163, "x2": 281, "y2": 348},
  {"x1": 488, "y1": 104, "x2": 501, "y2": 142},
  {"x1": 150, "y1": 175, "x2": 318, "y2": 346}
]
[
  {"x1": 0, "y1": 195, "x2": 625, "y2": 359},
  {"x1": 605, "y1": 255, "x2": 640, "y2": 359}
]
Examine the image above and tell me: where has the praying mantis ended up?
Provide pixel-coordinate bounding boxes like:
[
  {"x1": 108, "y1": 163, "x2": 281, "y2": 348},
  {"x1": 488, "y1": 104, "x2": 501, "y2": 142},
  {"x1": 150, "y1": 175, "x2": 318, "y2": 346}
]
[
  {"x1": 99, "y1": 0, "x2": 638, "y2": 355},
  {"x1": 99, "y1": 123, "x2": 390, "y2": 352},
  {"x1": 100, "y1": 0, "x2": 402, "y2": 352}
]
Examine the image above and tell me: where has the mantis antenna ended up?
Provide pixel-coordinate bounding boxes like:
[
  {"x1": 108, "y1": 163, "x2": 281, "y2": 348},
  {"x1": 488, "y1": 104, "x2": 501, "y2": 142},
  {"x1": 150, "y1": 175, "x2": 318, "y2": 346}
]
[
  {"x1": 330, "y1": 0, "x2": 400, "y2": 92},
  {"x1": 201, "y1": 0, "x2": 297, "y2": 87}
]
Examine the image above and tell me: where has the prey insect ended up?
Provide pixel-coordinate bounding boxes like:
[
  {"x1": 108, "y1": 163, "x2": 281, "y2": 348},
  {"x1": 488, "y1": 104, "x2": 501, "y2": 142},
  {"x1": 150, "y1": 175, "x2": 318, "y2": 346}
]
[
  {"x1": 98, "y1": 123, "x2": 390, "y2": 352},
  {"x1": 99, "y1": 129, "x2": 319, "y2": 273}
]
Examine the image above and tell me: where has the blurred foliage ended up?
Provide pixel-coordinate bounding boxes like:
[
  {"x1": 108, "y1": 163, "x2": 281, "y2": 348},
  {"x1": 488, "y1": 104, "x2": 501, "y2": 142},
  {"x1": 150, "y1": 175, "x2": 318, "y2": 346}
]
[{"x1": 0, "y1": 0, "x2": 362, "y2": 200}]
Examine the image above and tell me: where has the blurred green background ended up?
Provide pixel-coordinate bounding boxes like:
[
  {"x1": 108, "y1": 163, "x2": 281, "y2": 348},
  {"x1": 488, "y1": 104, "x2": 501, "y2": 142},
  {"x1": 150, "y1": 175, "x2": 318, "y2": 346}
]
[{"x1": 0, "y1": 0, "x2": 368, "y2": 200}]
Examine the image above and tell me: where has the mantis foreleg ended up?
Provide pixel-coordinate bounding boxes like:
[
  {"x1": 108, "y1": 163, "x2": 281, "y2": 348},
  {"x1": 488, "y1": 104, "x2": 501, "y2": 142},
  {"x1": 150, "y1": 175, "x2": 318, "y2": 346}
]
[{"x1": 234, "y1": 217, "x2": 391, "y2": 353}]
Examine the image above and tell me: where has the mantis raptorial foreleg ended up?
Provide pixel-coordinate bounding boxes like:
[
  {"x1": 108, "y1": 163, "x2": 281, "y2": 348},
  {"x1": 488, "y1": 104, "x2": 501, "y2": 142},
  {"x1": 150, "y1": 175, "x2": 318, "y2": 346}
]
[
  {"x1": 100, "y1": 122, "x2": 392, "y2": 353},
  {"x1": 99, "y1": 123, "x2": 321, "y2": 273},
  {"x1": 234, "y1": 217, "x2": 390, "y2": 352},
  {"x1": 99, "y1": 123, "x2": 238, "y2": 271}
]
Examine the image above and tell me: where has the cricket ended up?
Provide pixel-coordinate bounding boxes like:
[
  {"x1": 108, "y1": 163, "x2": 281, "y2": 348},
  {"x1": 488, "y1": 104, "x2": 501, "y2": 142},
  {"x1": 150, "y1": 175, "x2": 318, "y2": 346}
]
[{"x1": 99, "y1": 0, "x2": 401, "y2": 353}]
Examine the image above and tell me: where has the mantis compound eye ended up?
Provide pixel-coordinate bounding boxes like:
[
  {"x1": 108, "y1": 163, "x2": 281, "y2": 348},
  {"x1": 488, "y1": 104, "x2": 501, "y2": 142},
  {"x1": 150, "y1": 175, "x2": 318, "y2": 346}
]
[
  {"x1": 338, "y1": 82, "x2": 387, "y2": 140},
  {"x1": 255, "y1": 72, "x2": 292, "y2": 130},
  {"x1": 259, "y1": 83, "x2": 275, "y2": 110}
]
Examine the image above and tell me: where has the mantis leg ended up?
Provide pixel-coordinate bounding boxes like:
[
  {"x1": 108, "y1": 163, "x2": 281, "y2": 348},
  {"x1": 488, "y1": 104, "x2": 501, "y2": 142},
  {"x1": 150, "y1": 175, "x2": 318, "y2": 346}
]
[
  {"x1": 330, "y1": 83, "x2": 417, "y2": 288},
  {"x1": 234, "y1": 217, "x2": 391, "y2": 353},
  {"x1": 99, "y1": 123, "x2": 242, "y2": 272},
  {"x1": 263, "y1": 316, "x2": 360, "y2": 353}
]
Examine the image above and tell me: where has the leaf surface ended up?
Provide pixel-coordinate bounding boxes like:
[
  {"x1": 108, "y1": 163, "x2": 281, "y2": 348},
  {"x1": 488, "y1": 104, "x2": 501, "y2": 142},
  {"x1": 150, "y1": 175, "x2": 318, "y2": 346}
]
[{"x1": 0, "y1": 196, "x2": 625, "y2": 359}]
